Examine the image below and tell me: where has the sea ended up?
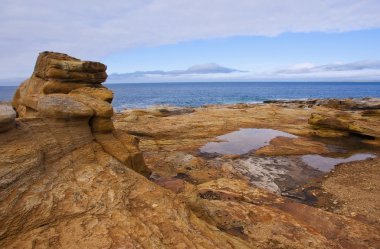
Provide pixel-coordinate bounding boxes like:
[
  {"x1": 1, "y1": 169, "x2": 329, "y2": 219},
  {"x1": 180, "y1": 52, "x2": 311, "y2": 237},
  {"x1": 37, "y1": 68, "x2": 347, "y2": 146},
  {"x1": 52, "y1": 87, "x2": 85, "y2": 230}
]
[{"x1": 1, "y1": 82, "x2": 380, "y2": 110}]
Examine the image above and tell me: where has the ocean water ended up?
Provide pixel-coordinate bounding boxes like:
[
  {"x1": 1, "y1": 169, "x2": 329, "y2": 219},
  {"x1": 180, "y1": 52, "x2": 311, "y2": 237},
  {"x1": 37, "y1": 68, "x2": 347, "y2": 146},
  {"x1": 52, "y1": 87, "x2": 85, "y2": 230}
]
[{"x1": 1, "y1": 82, "x2": 380, "y2": 110}]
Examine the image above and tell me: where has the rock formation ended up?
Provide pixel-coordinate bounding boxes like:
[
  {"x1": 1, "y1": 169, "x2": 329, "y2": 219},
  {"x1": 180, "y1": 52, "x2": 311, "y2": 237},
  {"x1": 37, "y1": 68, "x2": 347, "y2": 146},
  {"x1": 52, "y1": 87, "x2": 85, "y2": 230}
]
[
  {"x1": 115, "y1": 99, "x2": 380, "y2": 248},
  {"x1": 11, "y1": 51, "x2": 150, "y2": 176},
  {"x1": 0, "y1": 52, "x2": 251, "y2": 248},
  {"x1": 1, "y1": 53, "x2": 379, "y2": 248},
  {"x1": 308, "y1": 109, "x2": 380, "y2": 139}
]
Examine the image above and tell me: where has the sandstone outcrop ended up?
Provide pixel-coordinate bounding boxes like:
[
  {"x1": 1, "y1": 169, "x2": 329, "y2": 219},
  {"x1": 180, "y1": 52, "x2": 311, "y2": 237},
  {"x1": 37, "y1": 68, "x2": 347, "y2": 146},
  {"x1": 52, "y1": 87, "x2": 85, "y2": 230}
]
[
  {"x1": 11, "y1": 51, "x2": 150, "y2": 176},
  {"x1": 316, "y1": 98, "x2": 380, "y2": 110},
  {"x1": 187, "y1": 178, "x2": 380, "y2": 248},
  {"x1": 0, "y1": 125, "x2": 247, "y2": 248},
  {"x1": 309, "y1": 112, "x2": 380, "y2": 138},
  {"x1": 1, "y1": 52, "x2": 250, "y2": 248},
  {"x1": 114, "y1": 100, "x2": 380, "y2": 248},
  {"x1": 12, "y1": 52, "x2": 109, "y2": 119},
  {"x1": 33, "y1": 52, "x2": 107, "y2": 83},
  {"x1": 309, "y1": 112, "x2": 362, "y2": 133},
  {"x1": 2, "y1": 53, "x2": 380, "y2": 248},
  {"x1": 264, "y1": 98, "x2": 380, "y2": 110},
  {"x1": 261, "y1": 98, "x2": 380, "y2": 139}
]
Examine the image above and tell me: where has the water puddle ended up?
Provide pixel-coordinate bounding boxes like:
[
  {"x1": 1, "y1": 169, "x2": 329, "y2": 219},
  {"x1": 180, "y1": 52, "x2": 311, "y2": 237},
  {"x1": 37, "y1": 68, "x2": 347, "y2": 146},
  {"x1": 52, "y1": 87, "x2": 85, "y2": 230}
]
[
  {"x1": 200, "y1": 128, "x2": 297, "y2": 155},
  {"x1": 302, "y1": 153, "x2": 377, "y2": 172},
  {"x1": 199, "y1": 128, "x2": 377, "y2": 197}
]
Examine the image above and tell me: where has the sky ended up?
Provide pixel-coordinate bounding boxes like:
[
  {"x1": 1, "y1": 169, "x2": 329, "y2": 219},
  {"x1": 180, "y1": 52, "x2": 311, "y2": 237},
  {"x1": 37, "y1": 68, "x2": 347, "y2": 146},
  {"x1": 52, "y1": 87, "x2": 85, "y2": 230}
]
[{"x1": 1, "y1": 0, "x2": 380, "y2": 85}]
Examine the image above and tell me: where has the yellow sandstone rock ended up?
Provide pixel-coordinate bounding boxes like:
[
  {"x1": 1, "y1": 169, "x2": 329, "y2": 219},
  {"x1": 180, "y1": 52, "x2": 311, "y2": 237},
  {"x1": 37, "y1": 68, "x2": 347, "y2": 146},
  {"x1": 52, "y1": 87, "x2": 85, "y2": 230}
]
[
  {"x1": 90, "y1": 117, "x2": 114, "y2": 133},
  {"x1": 69, "y1": 92, "x2": 114, "y2": 118},
  {"x1": 70, "y1": 86, "x2": 114, "y2": 103},
  {"x1": 37, "y1": 94, "x2": 94, "y2": 118},
  {"x1": 34, "y1": 51, "x2": 107, "y2": 83},
  {"x1": 2, "y1": 53, "x2": 380, "y2": 249}
]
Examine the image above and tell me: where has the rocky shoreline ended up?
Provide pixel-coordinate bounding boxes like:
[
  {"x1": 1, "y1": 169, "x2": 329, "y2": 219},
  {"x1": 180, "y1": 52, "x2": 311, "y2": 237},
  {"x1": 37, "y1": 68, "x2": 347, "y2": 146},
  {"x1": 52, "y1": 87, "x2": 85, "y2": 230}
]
[
  {"x1": 114, "y1": 97, "x2": 380, "y2": 247},
  {"x1": 1, "y1": 52, "x2": 379, "y2": 248}
]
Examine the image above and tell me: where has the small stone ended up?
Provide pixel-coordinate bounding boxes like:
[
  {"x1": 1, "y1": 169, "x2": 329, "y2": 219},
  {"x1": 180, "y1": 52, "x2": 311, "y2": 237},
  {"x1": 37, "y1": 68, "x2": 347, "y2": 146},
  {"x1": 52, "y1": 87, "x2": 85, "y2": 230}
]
[
  {"x1": 152, "y1": 203, "x2": 158, "y2": 208},
  {"x1": 0, "y1": 104, "x2": 16, "y2": 132}
]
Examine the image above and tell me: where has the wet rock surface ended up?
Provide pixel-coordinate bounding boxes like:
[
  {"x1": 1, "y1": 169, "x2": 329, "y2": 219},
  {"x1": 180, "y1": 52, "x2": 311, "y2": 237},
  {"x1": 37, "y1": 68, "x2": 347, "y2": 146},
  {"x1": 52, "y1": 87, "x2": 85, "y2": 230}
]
[{"x1": 114, "y1": 98, "x2": 380, "y2": 248}]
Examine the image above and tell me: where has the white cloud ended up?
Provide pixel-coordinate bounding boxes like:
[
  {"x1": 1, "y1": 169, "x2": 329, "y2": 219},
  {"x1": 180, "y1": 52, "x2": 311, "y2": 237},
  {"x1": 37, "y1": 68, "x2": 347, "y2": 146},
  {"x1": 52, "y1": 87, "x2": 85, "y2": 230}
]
[
  {"x1": 276, "y1": 60, "x2": 380, "y2": 74},
  {"x1": 277, "y1": 63, "x2": 316, "y2": 74},
  {"x1": 107, "y1": 63, "x2": 244, "y2": 83},
  {"x1": 1, "y1": 0, "x2": 380, "y2": 79},
  {"x1": 104, "y1": 60, "x2": 380, "y2": 83}
]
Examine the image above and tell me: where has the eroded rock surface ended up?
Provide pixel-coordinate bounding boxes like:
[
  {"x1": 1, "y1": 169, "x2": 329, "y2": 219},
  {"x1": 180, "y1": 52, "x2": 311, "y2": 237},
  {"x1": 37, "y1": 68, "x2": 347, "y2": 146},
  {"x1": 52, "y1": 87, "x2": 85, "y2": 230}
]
[
  {"x1": 114, "y1": 99, "x2": 380, "y2": 248},
  {"x1": 10, "y1": 51, "x2": 150, "y2": 176},
  {"x1": 188, "y1": 178, "x2": 380, "y2": 249},
  {"x1": 2, "y1": 54, "x2": 380, "y2": 248}
]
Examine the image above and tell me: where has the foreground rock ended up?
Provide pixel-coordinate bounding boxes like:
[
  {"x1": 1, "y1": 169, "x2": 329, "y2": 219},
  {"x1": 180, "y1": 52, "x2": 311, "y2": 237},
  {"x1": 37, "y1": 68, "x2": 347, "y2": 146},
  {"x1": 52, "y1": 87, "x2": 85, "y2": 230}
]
[
  {"x1": 0, "y1": 128, "x2": 247, "y2": 248},
  {"x1": 3, "y1": 53, "x2": 254, "y2": 248},
  {"x1": 187, "y1": 178, "x2": 380, "y2": 248},
  {"x1": 322, "y1": 159, "x2": 380, "y2": 224},
  {"x1": 114, "y1": 100, "x2": 380, "y2": 248}
]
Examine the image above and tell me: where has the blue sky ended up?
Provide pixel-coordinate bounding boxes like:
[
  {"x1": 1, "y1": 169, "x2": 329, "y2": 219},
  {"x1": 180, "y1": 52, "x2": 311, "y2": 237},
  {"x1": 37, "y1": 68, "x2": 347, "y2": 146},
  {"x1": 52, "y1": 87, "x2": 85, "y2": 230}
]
[
  {"x1": 1, "y1": 0, "x2": 380, "y2": 84},
  {"x1": 104, "y1": 29, "x2": 380, "y2": 82},
  {"x1": 104, "y1": 30, "x2": 380, "y2": 73}
]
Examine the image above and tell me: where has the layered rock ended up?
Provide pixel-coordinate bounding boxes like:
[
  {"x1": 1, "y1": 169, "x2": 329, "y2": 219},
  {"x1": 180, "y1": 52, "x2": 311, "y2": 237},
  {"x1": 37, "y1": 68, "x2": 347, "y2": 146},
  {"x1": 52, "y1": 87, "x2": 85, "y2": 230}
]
[
  {"x1": 315, "y1": 98, "x2": 380, "y2": 110},
  {"x1": 0, "y1": 128, "x2": 247, "y2": 248},
  {"x1": 264, "y1": 98, "x2": 380, "y2": 110},
  {"x1": 12, "y1": 52, "x2": 111, "y2": 123},
  {"x1": 1, "y1": 52, "x2": 248, "y2": 248},
  {"x1": 2, "y1": 53, "x2": 380, "y2": 248},
  {"x1": 308, "y1": 112, "x2": 380, "y2": 138},
  {"x1": 33, "y1": 52, "x2": 107, "y2": 83},
  {"x1": 187, "y1": 178, "x2": 380, "y2": 248},
  {"x1": 114, "y1": 100, "x2": 380, "y2": 248},
  {"x1": 11, "y1": 51, "x2": 150, "y2": 176},
  {"x1": 258, "y1": 98, "x2": 380, "y2": 139},
  {"x1": 309, "y1": 112, "x2": 362, "y2": 134}
]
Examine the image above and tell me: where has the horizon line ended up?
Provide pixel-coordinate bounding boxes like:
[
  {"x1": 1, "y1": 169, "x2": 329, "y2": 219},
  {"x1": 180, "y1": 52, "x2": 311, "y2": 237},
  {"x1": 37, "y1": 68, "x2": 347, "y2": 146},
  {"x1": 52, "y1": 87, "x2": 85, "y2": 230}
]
[{"x1": 1, "y1": 81, "x2": 380, "y2": 87}]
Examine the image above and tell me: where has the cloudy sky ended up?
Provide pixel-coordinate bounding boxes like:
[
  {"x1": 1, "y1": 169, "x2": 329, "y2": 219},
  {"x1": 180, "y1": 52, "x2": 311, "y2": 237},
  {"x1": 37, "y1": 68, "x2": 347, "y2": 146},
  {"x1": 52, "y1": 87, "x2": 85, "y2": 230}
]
[{"x1": 1, "y1": 0, "x2": 380, "y2": 85}]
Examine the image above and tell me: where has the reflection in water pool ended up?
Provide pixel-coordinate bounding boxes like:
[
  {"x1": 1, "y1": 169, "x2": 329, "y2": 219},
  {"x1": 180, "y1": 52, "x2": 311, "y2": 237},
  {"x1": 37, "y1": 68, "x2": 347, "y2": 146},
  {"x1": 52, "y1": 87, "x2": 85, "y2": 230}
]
[
  {"x1": 199, "y1": 128, "x2": 378, "y2": 195},
  {"x1": 302, "y1": 153, "x2": 377, "y2": 172},
  {"x1": 200, "y1": 128, "x2": 297, "y2": 155}
]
